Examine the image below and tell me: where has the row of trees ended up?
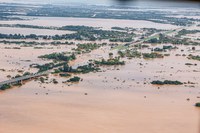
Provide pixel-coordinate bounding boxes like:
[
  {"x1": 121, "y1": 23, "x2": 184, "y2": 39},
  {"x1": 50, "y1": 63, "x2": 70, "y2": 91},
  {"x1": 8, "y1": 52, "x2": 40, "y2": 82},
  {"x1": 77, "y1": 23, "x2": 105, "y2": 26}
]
[
  {"x1": 151, "y1": 80, "x2": 183, "y2": 85},
  {"x1": 39, "y1": 53, "x2": 76, "y2": 62}
]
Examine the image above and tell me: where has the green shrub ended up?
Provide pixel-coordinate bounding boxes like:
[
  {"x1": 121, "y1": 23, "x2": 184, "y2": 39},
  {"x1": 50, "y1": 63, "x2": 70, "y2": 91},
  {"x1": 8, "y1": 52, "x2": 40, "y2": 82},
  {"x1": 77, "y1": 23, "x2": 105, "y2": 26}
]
[
  {"x1": 59, "y1": 73, "x2": 71, "y2": 77},
  {"x1": 95, "y1": 57, "x2": 125, "y2": 65},
  {"x1": 195, "y1": 103, "x2": 200, "y2": 107},
  {"x1": 67, "y1": 76, "x2": 81, "y2": 82},
  {"x1": 0, "y1": 84, "x2": 11, "y2": 90},
  {"x1": 151, "y1": 80, "x2": 183, "y2": 85}
]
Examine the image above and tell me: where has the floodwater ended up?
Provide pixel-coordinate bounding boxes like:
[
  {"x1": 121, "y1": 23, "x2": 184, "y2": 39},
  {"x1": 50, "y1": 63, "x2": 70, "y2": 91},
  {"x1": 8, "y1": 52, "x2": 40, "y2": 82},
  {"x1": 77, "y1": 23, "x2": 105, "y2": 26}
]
[
  {"x1": 0, "y1": 42, "x2": 200, "y2": 133},
  {"x1": 0, "y1": 16, "x2": 200, "y2": 133},
  {"x1": 0, "y1": 44, "x2": 75, "y2": 81},
  {"x1": 0, "y1": 27, "x2": 73, "y2": 35},
  {"x1": 0, "y1": 17, "x2": 179, "y2": 30}
]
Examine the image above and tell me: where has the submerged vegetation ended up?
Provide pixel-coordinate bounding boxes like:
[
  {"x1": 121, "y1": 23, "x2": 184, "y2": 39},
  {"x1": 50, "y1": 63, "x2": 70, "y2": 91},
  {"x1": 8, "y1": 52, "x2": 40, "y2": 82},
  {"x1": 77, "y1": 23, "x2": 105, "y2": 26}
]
[
  {"x1": 74, "y1": 64, "x2": 100, "y2": 74},
  {"x1": 145, "y1": 33, "x2": 200, "y2": 46},
  {"x1": 0, "y1": 40, "x2": 74, "y2": 45},
  {"x1": 66, "y1": 76, "x2": 81, "y2": 83},
  {"x1": 118, "y1": 50, "x2": 141, "y2": 58},
  {"x1": 59, "y1": 73, "x2": 71, "y2": 77},
  {"x1": 0, "y1": 25, "x2": 134, "y2": 42},
  {"x1": 74, "y1": 43, "x2": 104, "y2": 53},
  {"x1": 0, "y1": 84, "x2": 11, "y2": 90},
  {"x1": 95, "y1": 57, "x2": 125, "y2": 66},
  {"x1": 175, "y1": 29, "x2": 200, "y2": 37},
  {"x1": 153, "y1": 45, "x2": 176, "y2": 52},
  {"x1": 188, "y1": 55, "x2": 200, "y2": 61},
  {"x1": 59, "y1": 63, "x2": 100, "y2": 74},
  {"x1": 151, "y1": 80, "x2": 183, "y2": 85},
  {"x1": 31, "y1": 62, "x2": 68, "y2": 72},
  {"x1": 0, "y1": 82, "x2": 23, "y2": 90},
  {"x1": 39, "y1": 53, "x2": 76, "y2": 62},
  {"x1": 142, "y1": 53, "x2": 164, "y2": 59},
  {"x1": 195, "y1": 103, "x2": 200, "y2": 107}
]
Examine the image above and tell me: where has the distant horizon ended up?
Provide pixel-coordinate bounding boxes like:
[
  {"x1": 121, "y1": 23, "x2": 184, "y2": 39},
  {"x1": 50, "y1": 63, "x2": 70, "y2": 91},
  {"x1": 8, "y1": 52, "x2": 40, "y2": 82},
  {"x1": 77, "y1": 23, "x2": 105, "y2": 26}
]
[{"x1": 0, "y1": 0, "x2": 199, "y2": 8}]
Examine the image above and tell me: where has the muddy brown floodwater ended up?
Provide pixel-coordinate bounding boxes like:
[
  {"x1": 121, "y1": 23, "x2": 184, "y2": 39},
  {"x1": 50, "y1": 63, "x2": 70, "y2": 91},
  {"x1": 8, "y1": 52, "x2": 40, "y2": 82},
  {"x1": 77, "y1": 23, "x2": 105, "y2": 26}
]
[
  {"x1": 0, "y1": 17, "x2": 200, "y2": 133},
  {"x1": 0, "y1": 43, "x2": 200, "y2": 133}
]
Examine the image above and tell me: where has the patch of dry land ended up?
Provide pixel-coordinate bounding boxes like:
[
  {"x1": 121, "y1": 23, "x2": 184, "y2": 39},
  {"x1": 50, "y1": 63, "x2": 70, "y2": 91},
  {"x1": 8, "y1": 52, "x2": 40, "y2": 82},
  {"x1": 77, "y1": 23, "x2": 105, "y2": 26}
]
[{"x1": 0, "y1": 12, "x2": 200, "y2": 133}]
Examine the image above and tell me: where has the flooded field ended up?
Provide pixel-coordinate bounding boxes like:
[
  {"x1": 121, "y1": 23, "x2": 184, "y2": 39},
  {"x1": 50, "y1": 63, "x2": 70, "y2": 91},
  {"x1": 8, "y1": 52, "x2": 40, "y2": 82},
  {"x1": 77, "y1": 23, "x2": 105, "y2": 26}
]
[
  {"x1": 0, "y1": 17, "x2": 179, "y2": 30},
  {"x1": 0, "y1": 40, "x2": 200, "y2": 133},
  {"x1": 0, "y1": 27, "x2": 73, "y2": 35},
  {"x1": 0, "y1": 3, "x2": 200, "y2": 133}
]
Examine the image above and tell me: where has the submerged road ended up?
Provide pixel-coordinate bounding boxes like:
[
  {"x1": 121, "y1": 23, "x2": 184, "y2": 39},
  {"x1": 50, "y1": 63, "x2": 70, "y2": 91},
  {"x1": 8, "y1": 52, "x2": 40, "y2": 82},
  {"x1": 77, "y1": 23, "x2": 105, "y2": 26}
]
[{"x1": 0, "y1": 71, "x2": 49, "y2": 87}]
